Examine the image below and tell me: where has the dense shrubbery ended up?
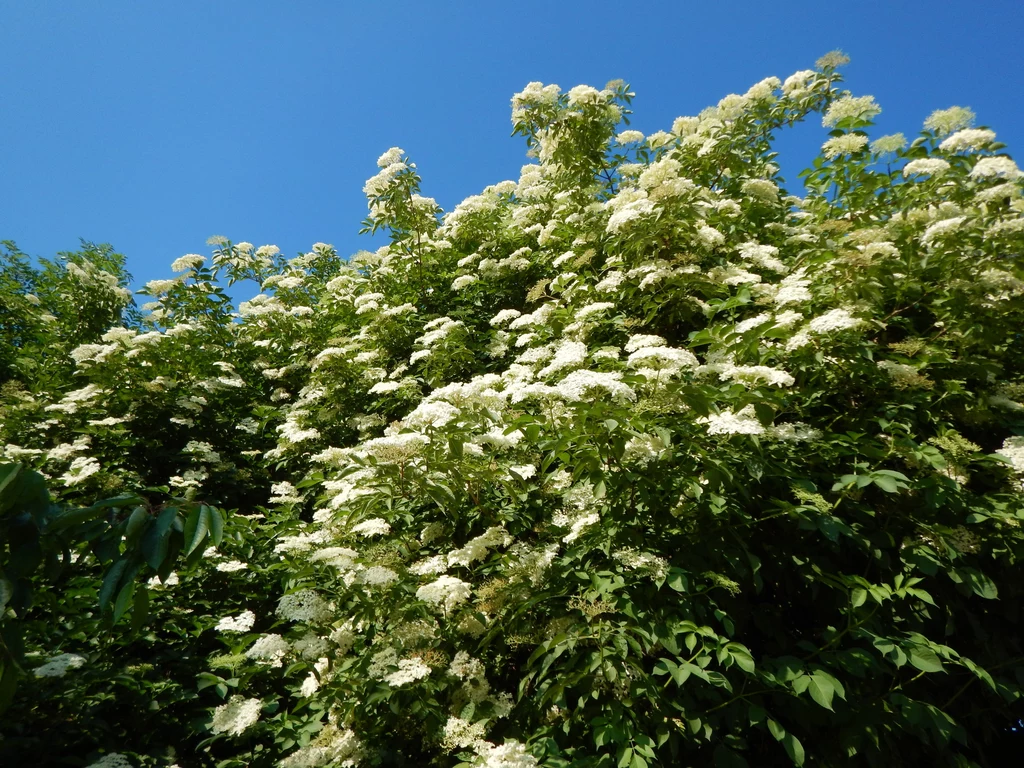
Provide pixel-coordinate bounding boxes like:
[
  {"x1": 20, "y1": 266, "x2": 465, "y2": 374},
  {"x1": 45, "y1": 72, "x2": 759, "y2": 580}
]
[{"x1": 2, "y1": 53, "x2": 1023, "y2": 767}]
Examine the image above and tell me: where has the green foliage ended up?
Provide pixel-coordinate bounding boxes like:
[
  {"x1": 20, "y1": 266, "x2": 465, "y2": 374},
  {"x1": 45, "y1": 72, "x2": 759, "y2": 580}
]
[{"x1": 1, "y1": 56, "x2": 1023, "y2": 768}]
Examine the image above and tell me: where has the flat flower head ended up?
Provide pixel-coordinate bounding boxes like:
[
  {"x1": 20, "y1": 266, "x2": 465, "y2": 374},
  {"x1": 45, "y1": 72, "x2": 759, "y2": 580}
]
[
  {"x1": 870, "y1": 133, "x2": 907, "y2": 154},
  {"x1": 822, "y1": 95, "x2": 880, "y2": 127},
  {"x1": 211, "y1": 696, "x2": 262, "y2": 736},
  {"x1": 924, "y1": 106, "x2": 975, "y2": 135},
  {"x1": 822, "y1": 134, "x2": 869, "y2": 159}
]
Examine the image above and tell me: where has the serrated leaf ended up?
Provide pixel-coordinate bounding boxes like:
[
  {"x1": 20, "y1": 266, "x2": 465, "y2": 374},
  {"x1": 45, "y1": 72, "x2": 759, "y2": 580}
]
[
  {"x1": 130, "y1": 585, "x2": 150, "y2": 634},
  {"x1": 205, "y1": 506, "x2": 224, "y2": 546},
  {"x1": 113, "y1": 580, "x2": 136, "y2": 623},
  {"x1": 99, "y1": 558, "x2": 127, "y2": 610},
  {"x1": 124, "y1": 506, "x2": 149, "y2": 545},
  {"x1": 140, "y1": 506, "x2": 177, "y2": 570},
  {"x1": 183, "y1": 506, "x2": 209, "y2": 556}
]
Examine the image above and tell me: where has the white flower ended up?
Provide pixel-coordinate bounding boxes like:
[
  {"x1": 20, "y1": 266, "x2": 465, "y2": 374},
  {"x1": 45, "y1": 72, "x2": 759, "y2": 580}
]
[
  {"x1": 996, "y1": 436, "x2": 1024, "y2": 474},
  {"x1": 537, "y1": 340, "x2": 587, "y2": 378},
  {"x1": 245, "y1": 634, "x2": 291, "y2": 666},
  {"x1": 939, "y1": 128, "x2": 996, "y2": 152},
  {"x1": 359, "y1": 566, "x2": 399, "y2": 586},
  {"x1": 735, "y1": 313, "x2": 772, "y2": 333},
  {"x1": 270, "y1": 481, "x2": 302, "y2": 504},
  {"x1": 449, "y1": 527, "x2": 512, "y2": 568},
  {"x1": 383, "y1": 658, "x2": 432, "y2": 687},
  {"x1": 614, "y1": 548, "x2": 669, "y2": 579},
  {"x1": 921, "y1": 217, "x2": 966, "y2": 247},
  {"x1": 924, "y1": 106, "x2": 975, "y2": 135},
  {"x1": 765, "y1": 422, "x2": 822, "y2": 441},
  {"x1": 147, "y1": 572, "x2": 179, "y2": 588},
  {"x1": 696, "y1": 224, "x2": 725, "y2": 248},
  {"x1": 144, "y1": 278, "x2": 180, "y2": 295},
  {"x1": 606, "y1": 197, "x2": 656, "y2": 233},
  {"x1": 822, "y1": 134, "x2": 869, "y2": 159},
  {"x1": 409, "y1": 554, "x2": 449, "y2": 575},
  {"x1": 350, "y1": 518, "x2": 391, "y2": 537},
  {"x1": 576, "y1": 301, "x2": 615, "y2": 320},
  {"x1": 377, "y1": 147, "x2": 404, "y2": 167},
  {"x1": 699, "y1": 405, "x2": 764, "y2": 436},
  {"x1": 33, "y1": 652, "x2": 87, "y2": 678},
  {"x1": 489, "y1": 309, "x2": 522, "y2": 327},
  {"x1": 624, "y1": 334, "x2": 666, "y2": 353},
  {"x1": 276, "y1": 590, "x2": 332, "y2": 623},
  {"x1": 970, "y1": 157, "x2": 1022, "y2": 180},
  {"x1": 443, "y1": 716, "x2": 488, "y2": 752},
  {"x1": 595, "y1": 270, "x2": 625, "y2": 292},
  {"x1": 822, "y1": 95, "x2": 881, "y2": 127},
  {"x1": 626, "y1": 346, "x2": 698, "y2": 372},
  {"x1": 615, "y1": 130, "x2": 645, "y2": 144},
  {"x1": 416, "y1": 575, "x2": 472, "y2": 612},
  {"x1": 741, "y1": 179, "x2": 779, "y2": 203},
  {"x1": 211, "y1": 696, "x2": 262, "y2": 736},
  {"x1": 216, "y1": 560, "x2": 248, "y2": 573},
  {"x1": 556, "y1": 370, "x2": 635, "y2": 402},
  {"x1": 903, "y1": 158, "x2": 951, "y2": 178},
  {"x1": 567, "y1": 84, "x2": 602, "y2": 106},
  {"x1": 472, "y1": 739, "x2": 539, "y2": 768},
  {"x1": 215, "y1": 610, "x2": 256, "y2": 632},
  {"x1": 870, "y1": 133, "x2": 907, "y2": 154},
  {"x1": 806, "y1": 308, "x2": 862, "y2": 334},
  {"x1": 61, "y1": 456, "x2": 101, "y2": 486},
  {"x1": 85, "y1": 755, "x2": 134, "y2": 768},
  {"x1": 171, "y1": 254, "x2": 205, "y2": 272},
  {"x1": 782, "y1": 69, "x2": 816, "y2": 96},
  {"x1": 509, "y1": 464, "x2": 536, "y2": 481}
]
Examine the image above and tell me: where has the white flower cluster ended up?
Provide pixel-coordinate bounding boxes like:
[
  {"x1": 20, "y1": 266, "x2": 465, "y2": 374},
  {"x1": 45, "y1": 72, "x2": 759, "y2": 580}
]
[
  {"x1": 416, "y1": 576, "x2": 472, "y2": 613},
  {"x1": 211, "y1": 696, "x2": 262, "y2": 736},
  {"x1": 383, "y1": 657, "x2": 432, "y2": 687},
  {"x1": 85, "y1": 755, "x2": 134, "y2": 768},
  {"x1": 33, "y1": 652, "x2": 87, "y2": 678},
  {"x1": 277, "y1": 590, "x2": 333, "y2": 624},
  {"x1": 215, "y1": 610, "x2": 256, "y2": 632}
]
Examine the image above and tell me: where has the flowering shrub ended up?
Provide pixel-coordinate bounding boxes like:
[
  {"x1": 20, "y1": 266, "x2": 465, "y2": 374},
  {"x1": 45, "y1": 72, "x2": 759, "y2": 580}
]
[{"x1": 2, "y1": 52, "x2": 1023, "y2": 766}]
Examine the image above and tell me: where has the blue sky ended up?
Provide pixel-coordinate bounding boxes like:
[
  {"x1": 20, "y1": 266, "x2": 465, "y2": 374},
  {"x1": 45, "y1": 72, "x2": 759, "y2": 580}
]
[{"x1": 1, "y1": 1, "x2": 1022, "y2": 293}]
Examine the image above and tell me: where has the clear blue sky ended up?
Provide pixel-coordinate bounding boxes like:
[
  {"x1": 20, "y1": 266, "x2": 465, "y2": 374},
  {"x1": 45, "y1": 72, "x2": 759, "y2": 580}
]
[{"x1": 2, "y1": 1, "x2": 1022, "y2": 292}]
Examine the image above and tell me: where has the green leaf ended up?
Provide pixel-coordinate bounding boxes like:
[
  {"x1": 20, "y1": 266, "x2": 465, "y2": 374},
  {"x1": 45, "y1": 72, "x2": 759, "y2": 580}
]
[
  {"x1": 0, "y1": 463, "x2": 22, "y2": 502},
  {"x1": 782, "y1": 733, "x2": 805, "y2": 766},
  {"x1": 99, "y1": 558, "x2": 128, "y2": 611},
  {"x1": 728, "y1": 643, "x2": 755, "y2": 673},
  {"x1": 871, "y1": 474, "x2": 900, "y2": 493},
  {"x1": 113, "y1": 579, "x2": 136, "y2": 623},
  {"x1": 667, "y1": 569, "x2": 688, "y2": 592},
  {"x1": 958, "y1": 567, "x2": 998, "y2": 600},
  {"x1": 807, "y1": 674, "x2": 835, "y2": 710},
  {"x1": 124, "y1": 506, "x2": 149, "y2": 545},
  {"x1": 0, "y1": 660, "x2": 19, "y2": 715},
  {"x1": 851, "y1": 588, "x2": 867, "y2": 608},
  {"x1": 767, "y1": 718, "x2": 785, "y2": 741},
  {"x1": 909, "y1": 647, "x2": 944, "y2": 673},
  {"x1": 183, "y1": 505, "x2": 209, "y2": 556},
  {"x1": 140, "y1": 506, "x2": 177, "y2": 570},
  {"x1": 204, "y1": 506, "x2": 225, "y2": 546},
  {"x1": 130, "y1": 585, "x2": 150, "y2": 634}
]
